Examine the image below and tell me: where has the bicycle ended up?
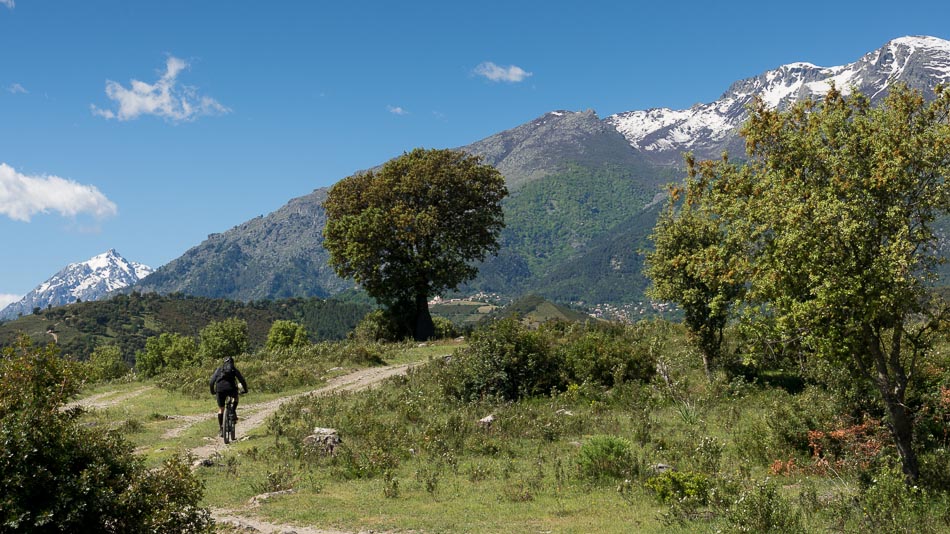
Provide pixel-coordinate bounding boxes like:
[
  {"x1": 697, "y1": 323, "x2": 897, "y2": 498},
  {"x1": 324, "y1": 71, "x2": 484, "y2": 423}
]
[{"x1": 222, "y1": 394, "x2": 238, "y2": 444}]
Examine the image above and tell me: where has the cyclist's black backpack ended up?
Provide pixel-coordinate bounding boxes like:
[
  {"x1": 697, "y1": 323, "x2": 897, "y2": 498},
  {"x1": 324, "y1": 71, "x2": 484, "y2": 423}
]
[
  {"x1": 221, "y1": 357, "x2": 236, "y2": 380},
  {"x1": 212, "y1": 357, "x2": 237, "y2": 392}
]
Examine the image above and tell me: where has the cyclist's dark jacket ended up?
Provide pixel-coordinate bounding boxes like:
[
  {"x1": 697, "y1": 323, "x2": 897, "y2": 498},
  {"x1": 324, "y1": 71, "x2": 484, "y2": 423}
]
[{"x1": 209, "y1": 357, "x2": 248, "y2": 396}]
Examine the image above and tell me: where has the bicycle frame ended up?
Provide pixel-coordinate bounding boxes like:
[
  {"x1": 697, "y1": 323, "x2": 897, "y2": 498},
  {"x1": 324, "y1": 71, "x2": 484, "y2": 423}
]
[{"x1": 223, "y1": 395, "x2": 238, "y2": 443}]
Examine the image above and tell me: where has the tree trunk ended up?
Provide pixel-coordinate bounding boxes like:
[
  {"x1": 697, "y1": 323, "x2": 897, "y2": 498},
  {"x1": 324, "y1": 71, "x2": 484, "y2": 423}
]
[
  {"x1": 412, "y1": 292, "x2": 435, "y2": 341},
  {"x1": 881, "y1": 388, "x2": 920, "y2": 483},
  {"x1": 863, "y1": 326, "x2": 919, "y2": 483}
]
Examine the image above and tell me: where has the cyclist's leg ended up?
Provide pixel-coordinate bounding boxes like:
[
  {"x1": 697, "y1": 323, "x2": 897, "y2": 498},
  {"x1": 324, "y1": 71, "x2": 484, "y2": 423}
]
[{"x1": 216, "y1": 392, "x2": 227, "y2": 433}]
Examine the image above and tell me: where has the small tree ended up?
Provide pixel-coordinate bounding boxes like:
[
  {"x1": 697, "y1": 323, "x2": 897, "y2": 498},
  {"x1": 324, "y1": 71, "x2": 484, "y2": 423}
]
[
  {"x1": 266, "y1": 320, "x2": 309, "y2": 349},
  {"x1": 86, "y1": 344, "x2": 128, "y2": 381},
  {"x1": 198, "y1": 318, "x2": 248, "y2": 363},
  {"x1": 136, "y1": 332, "x2": 196, "y2": 377},
  {"x1": 323, "y1": 148, "x2": 507, "y2": 341},
  {"x1": 645, "y1": 163, "x2": 744, "y2": 378},
  {"x1": 687, "y1": 85, "x2": 950, "y2": 482}
]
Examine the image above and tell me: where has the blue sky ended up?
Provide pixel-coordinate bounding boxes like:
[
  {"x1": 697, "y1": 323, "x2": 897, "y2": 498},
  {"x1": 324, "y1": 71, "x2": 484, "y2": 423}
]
[{"x1": 2, "y1": 0, "x2": 949, "y2": 306}]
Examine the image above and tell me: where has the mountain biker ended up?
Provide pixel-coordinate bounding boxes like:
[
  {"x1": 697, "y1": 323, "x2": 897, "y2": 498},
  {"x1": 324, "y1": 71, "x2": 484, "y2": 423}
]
[{"x1": 209, "y1": 355, "x2": 248, "y2": 437}]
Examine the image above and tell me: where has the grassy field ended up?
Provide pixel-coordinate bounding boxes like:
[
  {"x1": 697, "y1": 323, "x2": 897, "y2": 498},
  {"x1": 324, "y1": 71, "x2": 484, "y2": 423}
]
[{"x1": 75, "y1": 326, "x2": 950, "y2": 533}]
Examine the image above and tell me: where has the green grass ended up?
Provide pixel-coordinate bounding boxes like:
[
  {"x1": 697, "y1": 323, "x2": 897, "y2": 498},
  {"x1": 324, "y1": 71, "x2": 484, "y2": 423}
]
[{"x1": 76, "y1": 332, "x2": 950, "y2": 534}]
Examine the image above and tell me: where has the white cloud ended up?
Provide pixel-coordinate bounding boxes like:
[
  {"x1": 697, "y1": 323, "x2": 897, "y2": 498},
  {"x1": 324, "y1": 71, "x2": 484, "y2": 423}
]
[
  {"x1": 0, "y1": 163, "x2": 118, "y2": 222},
  {"x1": 387, "y1": 105, "x2": 409, "y2": 116},
  {"x1": 91, "y1": 56, "x2": 230, "y2": 122},
  {"x1": 7, "y1": 83, "x2": 27, "y2": 94},
  {"x1": 0, "y1": 0, "x2": 14, "y2": 9},
  {"x1": 473, "y1": 62, "x2": 533, "y2": 83},
  {"x1": 0, "y1": 294, "x2": 20, "y2": 309}
]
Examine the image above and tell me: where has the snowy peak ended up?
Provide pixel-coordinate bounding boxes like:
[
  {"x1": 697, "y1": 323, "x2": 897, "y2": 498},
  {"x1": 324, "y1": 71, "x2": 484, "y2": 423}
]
[
  {"x1": 0, "y1": 250, "x2": 154, "y2": 320},
  {"x1": 607, "y1": 35, "x2": 950, "y2": 164}
]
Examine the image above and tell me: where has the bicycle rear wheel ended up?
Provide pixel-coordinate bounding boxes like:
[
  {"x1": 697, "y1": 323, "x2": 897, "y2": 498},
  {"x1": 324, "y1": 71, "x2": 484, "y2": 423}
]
[
  {"x1": 223, "y1": 399, "x2": 235, "y2": 444},
  {"x1": 228, "y1": 404, "x2": 237, "y2": 442}
]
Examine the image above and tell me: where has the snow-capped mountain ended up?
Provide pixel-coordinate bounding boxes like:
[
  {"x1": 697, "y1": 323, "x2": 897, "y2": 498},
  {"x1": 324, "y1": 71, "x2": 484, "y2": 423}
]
[
  {"x1": 0, "y1": 250, "x2": 153, "y2": 320},
  {"x1": 131, "y1": 35, "x2": 950, "y2": 307},
  {"x1": 607, "y1": 35, "x2": 950, "y2": 165}
]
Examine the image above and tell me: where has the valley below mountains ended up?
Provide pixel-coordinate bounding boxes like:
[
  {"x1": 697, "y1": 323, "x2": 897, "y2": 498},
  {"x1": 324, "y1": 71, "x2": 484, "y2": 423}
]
[{"x1": 132, "y1": 36, "x2": 950, "y2": 312}]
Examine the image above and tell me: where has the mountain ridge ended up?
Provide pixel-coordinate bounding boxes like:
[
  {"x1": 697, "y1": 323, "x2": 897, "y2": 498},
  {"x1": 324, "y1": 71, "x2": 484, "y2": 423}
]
[
  {"x1": 607, "y1": 35, "x2": 950, "y2": 165},
  {"x1": 130, "y1": 35, "x2": 950, "y2": 309},
  {"x1": 1, "y1": 249, "x2": 153, "y2": 321}
]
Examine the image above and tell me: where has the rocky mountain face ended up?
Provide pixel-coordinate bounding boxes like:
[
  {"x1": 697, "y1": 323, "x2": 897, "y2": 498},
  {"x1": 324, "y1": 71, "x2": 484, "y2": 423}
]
[
  {"x1": 135, "y1": 189, "x2": 350, "y2": 301},
  {"x1": 607, "y1": 35, "x2": 950, "y2": 165},
  {"x1": 134, "y1": 36, "x2": 950, "y2": 309},
  {"x1": 0, "y1": 250, "x2": 153, "y2": 320}
]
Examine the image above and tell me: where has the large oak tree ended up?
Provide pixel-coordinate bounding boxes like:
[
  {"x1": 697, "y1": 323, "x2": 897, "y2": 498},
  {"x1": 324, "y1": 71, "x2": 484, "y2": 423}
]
[{"x1": 323, "y1": 148, "x2": 507, "y2": 341}]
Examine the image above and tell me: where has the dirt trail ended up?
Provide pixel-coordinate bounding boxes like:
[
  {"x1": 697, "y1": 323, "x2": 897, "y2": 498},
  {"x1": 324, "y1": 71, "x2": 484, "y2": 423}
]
[
  {"x1": 186, "y1": 362, "x2": 416, "y2": 462},
  {"x1": 65, "y1": 385, "x2": 154, "y2": 411},
  {"x1": 212, "y1": 508, "x2": 356, "y2": 534},
  {"x1": 199, "y1": 362, "x2": 421, "y2": 534}
]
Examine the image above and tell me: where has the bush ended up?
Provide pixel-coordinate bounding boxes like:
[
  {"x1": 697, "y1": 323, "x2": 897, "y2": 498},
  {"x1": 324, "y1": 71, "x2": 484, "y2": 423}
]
[
  {"x1": 198, "y1": 318, "x2": 248, "y2": 363},
  {"x1": 576, "y1": 435, "x2": 640, "y2": 482},
  {"x1": 432, "y1": 316, "x2": 458, "y2": 339},
  {"x1": 351, "y1": 309, "x2": 402, "y2": 343},
  {"x1": 85, "y1": 344, "x2": 129, "y2": 381},
  {"x1": 723, "y1": 478, "x2": 804, "y2": 534},
  {"x1": 559, "y1": 324, "x2": 657, "y2": 388},
  {"x1": 0, "y1": 336, "x2": 212, "y2": 532},
  {"x1": 645, "y1": 470, "x2": 712, "y2": 506},
  {"x1": 266, "y1": 320, "x2": 310, "y2": 349},
  {"x1": 439, "y1": 318, "x2": 563, "y2": 402},
  {"x1": 135, "y1": 332, "x2": 195, "y2": 377},
  {"x1": 859, "y1": 463, "x2": 942, "y2": 534}
]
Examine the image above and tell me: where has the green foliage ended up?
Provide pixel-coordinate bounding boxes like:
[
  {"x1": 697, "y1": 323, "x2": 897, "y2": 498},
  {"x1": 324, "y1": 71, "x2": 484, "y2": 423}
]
[
  {"x1": 136, "y1": 332, "x2": 195, "y2": 377},
  {"x1": 575, "y1": 435, "x2": 640, "y2": 482},
  {"x1": 559, "y1": 323, "x2": 658, "y2": 388},
  {"x1": 432, "y1": 316, "x2": 458, "y2": 339},
  {"x1": 0, "y1": 292, "x2": 370, "y2": 363},
  {"x1": 667, "y1": 85, "x2": 950, "y2": 480},
  {"x1": 0, "y1": 336, "x2": 212, "y2": 532},
  {"x1": 323, "y1": 148, "x2": 508, "y2": 341},
  {"x1": 858, "y1": 463, "x2": 943, "y2": 534},
  {"x1": 645, "y1": 172, "x2": 743, "y2": 376},
  {"x1": 644, "y1": 470, "x2": 712, "y2": 506},
  {"x1": 350, "y1": 309, "x2": 403, "y2": 343},
  {"x1": 85, "y1": 344, "x2": 129, "y2": 382},
  {"x1": 266, "y1": 320, "x2": 310, "y2": 350},
  {"x1": 723, "y1": 479, "x2": 805, "y2": 534},
  {"x1": 198, "y1": 317, "x2": 248, "y2": 363},
  {"x1": 439, "y1": 318, "x2": 563, "y2": 402}
]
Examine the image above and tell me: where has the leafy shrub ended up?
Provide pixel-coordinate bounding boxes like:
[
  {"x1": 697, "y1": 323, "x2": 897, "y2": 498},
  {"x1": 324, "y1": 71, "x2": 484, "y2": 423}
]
[
  {"x1": 335, "y1": 342, "x2": 388, "y2": 366},
  {"x1": 723, "y1": 478, "x2": 804, "y2": 534},
  {"x1": 266, "y1": 320, "x2": 310, "y2": 349},
  {"x1": 351, "y1": 309, "x2": 402, "y2": 343},
  {"x1": 198, "y1": 317, "x2": 248, "y2": 363},
  {"x1": 576, "y1": 435, "x2": 640, "y2": 482},
  {"x1": 859, "y1": 463, "x2": 942, "y2": 534},
  {"x1": 693, "y1": 435, "x2": 724, "y2": 474},
  {"x1": 560, "y1": 324, "x2": 657, "y2": 387},
  {"x1": 764, "y1": 386, "x2": 842, "y2": 455},
  {"x1": 432, "y1": 316, "x2": 458, "y2": 339},
  {"x1": 439, "y1": 318, "x2": 563, "y2": 402},
  {"x1": 135, "y1": 332, "x2": 195, "y2": 377},
  {"x1": 0, "y1": 336, "x2": 212, "y2": 532},
  {"x1": 85, "y1": 344, "x2": 129, "y2": 382},
  {"x1": 645, "y1": 470, "x2": 711, "y2": 506}
]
